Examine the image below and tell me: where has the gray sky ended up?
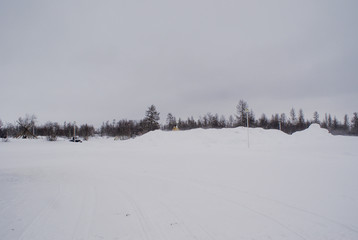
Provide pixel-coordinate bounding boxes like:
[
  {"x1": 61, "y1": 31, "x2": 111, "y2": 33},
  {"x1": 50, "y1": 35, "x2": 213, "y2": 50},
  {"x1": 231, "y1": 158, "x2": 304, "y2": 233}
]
[{"x1": 1, "y1": 0, "x2": 357, "y2": 127}]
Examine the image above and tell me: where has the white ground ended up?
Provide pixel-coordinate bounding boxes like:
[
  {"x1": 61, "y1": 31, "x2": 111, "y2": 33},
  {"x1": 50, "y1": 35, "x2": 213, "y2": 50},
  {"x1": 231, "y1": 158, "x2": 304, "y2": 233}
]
[{"x1": 0, "y1": 124, "x2": 357, "y2": 240}]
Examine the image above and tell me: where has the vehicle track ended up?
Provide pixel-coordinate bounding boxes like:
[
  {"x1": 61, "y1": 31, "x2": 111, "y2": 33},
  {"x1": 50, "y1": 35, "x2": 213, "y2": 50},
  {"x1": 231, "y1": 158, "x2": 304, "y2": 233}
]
[
  {"x1": 113, "y1": 180, "x2": 165, "y2": 240},
  {"x1": 17, "y1": 182, "x2": 64, "y2": 240},
  {"x1": 71, "y1": 185, "x2": 97, "y2": 240},
  {"x1": 137, "y1": 173, "x2": 308, "y2": 240},
  {"x1": 118, "y1": 172, "x2": 226, "y2": 240},
  {"x1": 144, "y1": 172, "x2": 358, "y2": 238}
]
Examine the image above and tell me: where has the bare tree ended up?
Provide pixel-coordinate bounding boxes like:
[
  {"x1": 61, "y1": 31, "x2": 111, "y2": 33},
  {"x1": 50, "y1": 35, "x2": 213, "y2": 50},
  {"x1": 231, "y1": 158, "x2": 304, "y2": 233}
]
[
  {"x1": 236, "y1": 100, "x2": 249, "y2": 126},
  {"x1": 290, "y1": 108, "x2": 296, "y2": 124}
]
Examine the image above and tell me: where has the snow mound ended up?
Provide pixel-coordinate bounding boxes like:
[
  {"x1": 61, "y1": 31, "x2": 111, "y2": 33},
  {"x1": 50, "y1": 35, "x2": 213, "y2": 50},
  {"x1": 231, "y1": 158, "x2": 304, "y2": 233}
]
[
  {"x1": 293, "y1": 123, "x2": 331, "y2": 138},
  {"x1": 125, "y1": 127, "x2": 293, "y2": 152}
]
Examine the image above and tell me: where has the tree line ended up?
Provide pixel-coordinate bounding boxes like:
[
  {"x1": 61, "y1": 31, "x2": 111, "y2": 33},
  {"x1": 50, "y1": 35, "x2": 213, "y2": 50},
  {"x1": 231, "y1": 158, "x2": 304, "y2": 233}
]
[
  {"x1": 1, "y1": 101, "x2": 358, "y2": 141},
  {"x1": 164, "y1": 100, "x2": 358, "y2": 136}
]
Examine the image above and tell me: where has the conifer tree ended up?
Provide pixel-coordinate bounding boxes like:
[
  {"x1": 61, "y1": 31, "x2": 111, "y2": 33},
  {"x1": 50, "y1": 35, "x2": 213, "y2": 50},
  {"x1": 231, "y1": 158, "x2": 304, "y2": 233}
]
[
  {"x1": 143, "y1": 105, "x2": 160, "y2": 132},
  {"x1": 298, "y1": 109, "x2": 305, "y2": 127},
  {"x1": 259, "y1": 114, "x2": 268, "y2": 129},
  {"x1": 343, "y1": 114, "x2": 349, "y2": 131},
  {"x1": 351, "y1": 112, "x2": 358, "y2": 135},
  {"x1": 313, "y1": 111, "x2": 320, "y2": 123},
  {"x1": 165, "y1": 113, "x2": 176, "y2": 130}
]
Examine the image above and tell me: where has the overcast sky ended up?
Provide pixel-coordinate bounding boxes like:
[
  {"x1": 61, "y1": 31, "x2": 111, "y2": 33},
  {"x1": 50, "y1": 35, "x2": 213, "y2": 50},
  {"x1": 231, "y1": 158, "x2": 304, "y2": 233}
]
[{"x1": 1, "y1": 0, "x2": 357, "y2": 127}]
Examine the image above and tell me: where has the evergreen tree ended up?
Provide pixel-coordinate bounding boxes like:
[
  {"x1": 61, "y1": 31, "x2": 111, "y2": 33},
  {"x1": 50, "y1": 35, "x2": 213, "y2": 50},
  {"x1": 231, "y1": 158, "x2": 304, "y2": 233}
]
[
  {"x1": 0, "y1": 119, "x2": 6, "y2": 138},
  {"x1": 269, "y1": 114, "x2": 280, "y2": 129},
  {"x1": 298, "y1": 109, "x2": 305, "y2": 128},
  {"x1": 342, "y1": 114, "x2": 349, "y2": 131},
  {"x1": 258, "y1": 114, "x2": 268, "y2": 129},
  {"x1": 211, "y1": 113, "x2": 220, "y2": 128},
  {"x1": 165, "y1": 113, "x2": 176, "y2": 130},
  {"x1": 328, "y1": 114, "x2": 332, "y2": 129},
  {"x1": 332, "y1": 116, "x2": 339, "y2": 130},
  {"x1": 202, "y1": 115, "x2": 209, "y2": 128},
  {"x1": 321, "y1": 113, "x2": 328, "y2": 129},
  {"x1": 177, "y1": 118, "x2": 184, "y2": 130},
  {"x1": 280, "y1": 113, "x2": 287, "y2": 131},
  {"x1": 351, "y1": 112, "x2": 358, "y2": 135},
  {"x1": 219, "y1": 115, "x2": 226, "y2": 128},
  {"x1": 143, "y1": 105, "x2": 160, "y2": 132},
  {"x1": 249, "y1": 110, "x2": 255, "y2": 127},
  {"x1": 313, "y1": 111, "x2": 320, "y2": 124},
  {"x1": 78, "y1": 124, "x2": 95, "y2": 140},
  {"x1": 189, "y1": 116, "x2": 197, "y2": 129},
  {"x1": 228, "y1": 115, "x2": 235, "y2": 128}
]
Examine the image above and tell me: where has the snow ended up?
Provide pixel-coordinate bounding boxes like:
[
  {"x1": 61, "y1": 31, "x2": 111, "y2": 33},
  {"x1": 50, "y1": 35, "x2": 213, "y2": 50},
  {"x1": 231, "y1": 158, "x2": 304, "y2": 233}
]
[{"x1": 1, "y1": 125, "x2": 358, "y2": 240}]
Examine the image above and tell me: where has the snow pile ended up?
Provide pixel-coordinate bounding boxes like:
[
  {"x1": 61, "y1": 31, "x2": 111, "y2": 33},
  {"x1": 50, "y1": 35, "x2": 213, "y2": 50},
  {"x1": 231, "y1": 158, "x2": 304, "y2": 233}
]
[
  {"x1": 293, "y1": 123, "x2": 331, "y2": 138},
  {"x1": 0, "y1": 126, "x2": 357, "y2": 240}
]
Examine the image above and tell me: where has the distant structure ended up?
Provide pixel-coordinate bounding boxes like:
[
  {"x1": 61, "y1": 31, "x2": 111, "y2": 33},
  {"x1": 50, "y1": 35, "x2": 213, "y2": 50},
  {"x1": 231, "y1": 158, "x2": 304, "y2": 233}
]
[
  {"x1": 16, "y1": 121, "x2": 37, "y2": 139},
  {"x1": 172, "y1": 126, "x2": 179, "y2": 131}
]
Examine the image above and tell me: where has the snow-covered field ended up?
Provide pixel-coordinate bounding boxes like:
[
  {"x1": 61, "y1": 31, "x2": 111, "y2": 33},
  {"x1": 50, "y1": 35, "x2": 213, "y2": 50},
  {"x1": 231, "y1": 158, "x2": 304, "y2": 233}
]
[{"x1": 0, "y1": 124, "x2": 357, "y2": 240}]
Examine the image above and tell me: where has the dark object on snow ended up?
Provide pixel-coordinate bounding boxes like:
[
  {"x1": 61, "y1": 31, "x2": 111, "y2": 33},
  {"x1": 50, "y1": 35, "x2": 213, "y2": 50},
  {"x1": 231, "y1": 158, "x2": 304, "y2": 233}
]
[
  {"x1": 47, "y1": 135, "x2": 57, "y2": 141},
  {"x1": 70, "y1": 137, "x2": 82, "y2": 143},
  {"x1": 0, "y1": 129, "x2": 7, "y2": 139}
]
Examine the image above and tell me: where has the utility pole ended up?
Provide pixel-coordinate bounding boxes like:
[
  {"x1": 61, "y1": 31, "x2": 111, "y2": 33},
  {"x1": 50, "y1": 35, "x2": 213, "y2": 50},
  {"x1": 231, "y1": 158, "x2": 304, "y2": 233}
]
[
  {"x1": 73, "y1": 121, "x2": 76, "y2": 141},
  {"x1": 279, "y1": 119, "x2": 282, "y2": 131},
  {"x1": 245, "y1": 109, "x2": 250, "y2": 148}
]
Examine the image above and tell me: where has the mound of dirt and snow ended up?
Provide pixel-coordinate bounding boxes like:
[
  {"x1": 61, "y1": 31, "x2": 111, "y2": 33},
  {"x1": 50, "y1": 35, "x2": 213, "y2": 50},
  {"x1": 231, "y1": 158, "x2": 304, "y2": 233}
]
[{"x1": 0, "y1": 125, "x2": 357, "y2": 240}]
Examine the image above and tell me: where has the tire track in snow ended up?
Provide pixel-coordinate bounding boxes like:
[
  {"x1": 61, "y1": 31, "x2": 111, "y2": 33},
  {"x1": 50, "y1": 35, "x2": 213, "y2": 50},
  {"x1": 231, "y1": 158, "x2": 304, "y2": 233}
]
[
  {"x1": 16, "y1": 182, "x2": 64, "y2": 240},
  {"x1": 114, "y1": 184, "x2": 165, "y2": 240},
  {"x1": 158, "y1": 200, "x2": 216, "y2": 240},
  {"x1": 226, "y1": 185, "x2": 358, "y2": 235},
  {"x1": 112, "y1": 172, "x2": 212, "y2": 240},
  {"x1": 190, "y1": 182, "x2": 308, "y2": 240},
  {"x1": 0, "y1": 193, "x2": 26, "y2": 215},
  {"x1": 211, "y1": 192, "x2": 308, "y2": 240},
  {"x1": 0, "y1": 196, "x2": 31, "y2": 239},
  {"x1": 190, "y1": 179, "x2": 358, "y2": 236},
  {"x1": 127, "y1": 194, "x2": 152, "y2": 240},
  {"x1": 138, "y1": 173, "x2": 308, "y2": 240},
  {"x1": 71, "y1": 185, "x2": 97, "y2": 240},
  {"x1": 159, "y1": 200, "x2": 201, "y2": 240},
  {"x1": 146, "y1": 171, "x2": 358, "y2": 239},
  {"x1": 123, "y1": 172, "x2": 222, "y2": 240},
  {"x1": 97, "y1": 173, "x2": 165, "y2": 240},
  {"x1": 0, "y1": 168, "x2": 67, "y2": 240}
]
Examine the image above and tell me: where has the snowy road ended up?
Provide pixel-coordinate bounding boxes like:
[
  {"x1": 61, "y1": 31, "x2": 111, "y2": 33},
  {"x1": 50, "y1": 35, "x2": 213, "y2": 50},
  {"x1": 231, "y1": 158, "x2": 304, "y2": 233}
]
[{"x1": 1, "y1": 126, "x2": 358, "y2": 240}]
